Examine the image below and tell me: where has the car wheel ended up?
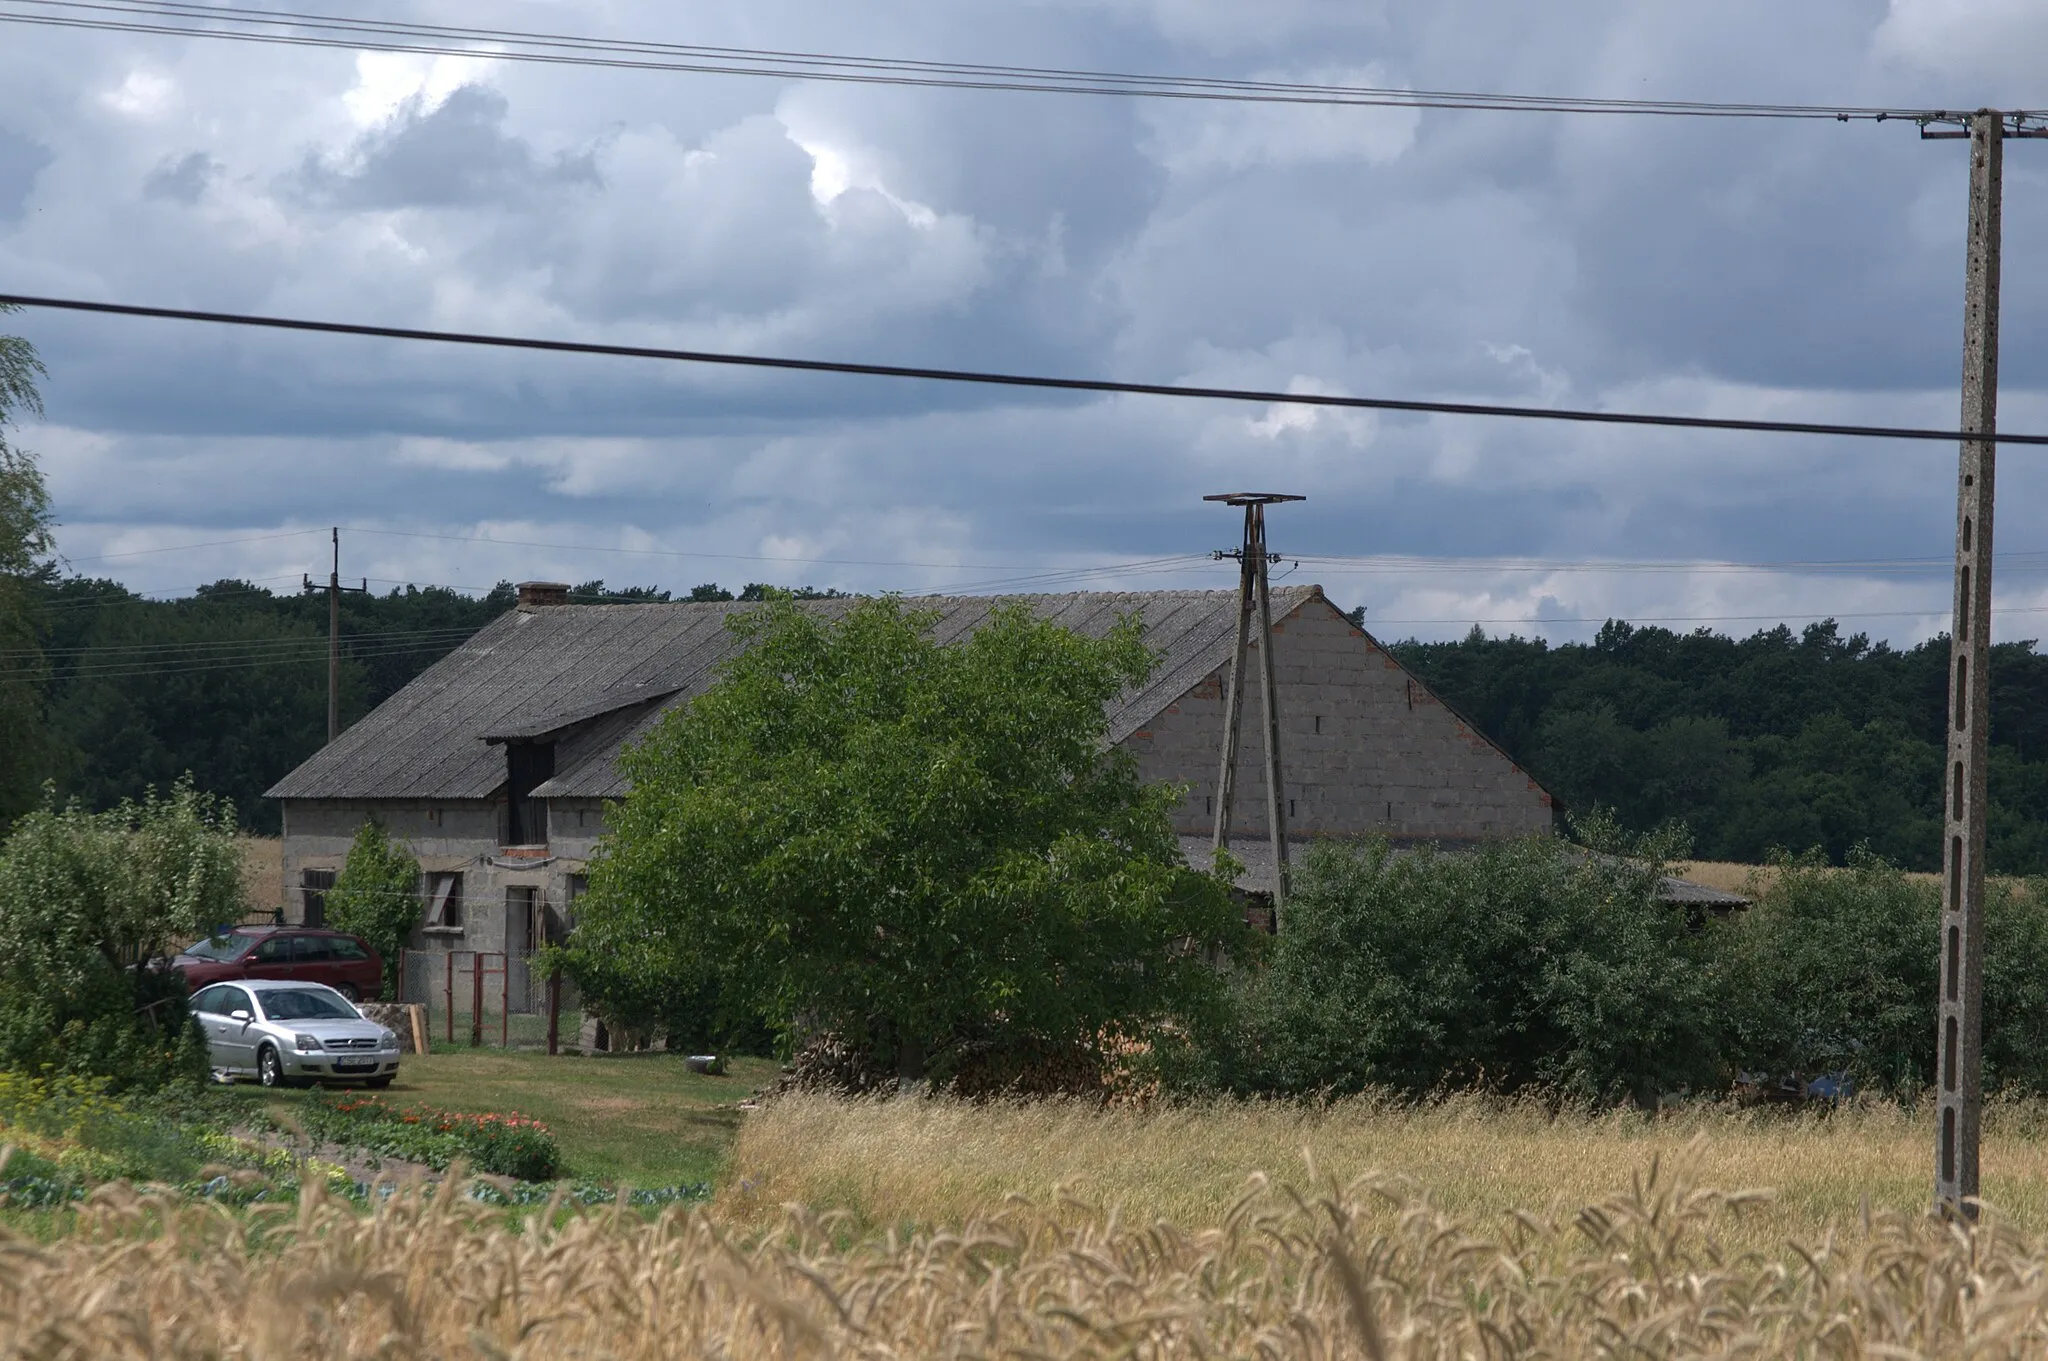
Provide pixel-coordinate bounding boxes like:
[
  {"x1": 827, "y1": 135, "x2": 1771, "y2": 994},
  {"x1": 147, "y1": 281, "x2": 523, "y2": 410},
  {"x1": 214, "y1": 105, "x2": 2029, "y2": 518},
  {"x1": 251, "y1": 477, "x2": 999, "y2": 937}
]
[
  {"x1": 257, "y1": 1045, "x2": 290, "y2": 1089},
  {"x1": 336, "y1": 983, "x2": 361, "y2": 1004}
]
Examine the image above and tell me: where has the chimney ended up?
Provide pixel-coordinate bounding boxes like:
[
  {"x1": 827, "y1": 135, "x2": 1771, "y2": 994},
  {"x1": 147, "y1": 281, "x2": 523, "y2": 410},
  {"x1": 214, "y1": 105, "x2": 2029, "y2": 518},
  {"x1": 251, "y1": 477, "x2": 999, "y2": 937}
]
[{"x1": 516, "y1": 581, "x2": 571, "y2": 610}]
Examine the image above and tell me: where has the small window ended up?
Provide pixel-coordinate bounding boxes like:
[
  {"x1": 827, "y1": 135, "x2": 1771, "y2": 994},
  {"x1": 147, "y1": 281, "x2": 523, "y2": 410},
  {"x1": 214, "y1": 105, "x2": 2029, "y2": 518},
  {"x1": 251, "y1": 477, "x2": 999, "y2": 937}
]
[
  {"x1": 255, "y1": 937, "x2": 292, "y2": 963},
  {"x1": 424, "y1": 872, "x2": 465, "y2": 931},
  {"x1": 219, "y1": 986, "x2": 254, "y2": 1016},
  {"x1": 190, "y1": 985, "x2": 228, "y2": 1015},
  {"x1": 293, "y1": 935, "x2": 334, "y2": 963},
  {"x1": 330, "y1": 937, "x2": 369, "y2": 961},
  {"x1": 301, "y1": 869, "x2": 336, "y2": 927}
]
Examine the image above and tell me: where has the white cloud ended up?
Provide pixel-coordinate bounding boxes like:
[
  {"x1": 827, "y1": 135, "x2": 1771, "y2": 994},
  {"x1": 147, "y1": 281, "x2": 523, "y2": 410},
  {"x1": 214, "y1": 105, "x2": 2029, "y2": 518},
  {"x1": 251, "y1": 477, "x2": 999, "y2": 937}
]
[
  {"x1": 342, "y1": 51, "x2": 497, "y2": 128},
  {"x1": 101, "y1": 69, "x2": 176, "y2": 119}
]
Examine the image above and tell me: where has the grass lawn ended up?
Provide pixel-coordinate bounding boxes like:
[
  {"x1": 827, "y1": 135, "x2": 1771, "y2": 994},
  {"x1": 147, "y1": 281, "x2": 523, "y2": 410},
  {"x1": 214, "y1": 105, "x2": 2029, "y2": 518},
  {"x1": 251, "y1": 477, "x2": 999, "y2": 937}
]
[{"x1": 218, "y1": 1049, "x2": 781, "y2": 1188}]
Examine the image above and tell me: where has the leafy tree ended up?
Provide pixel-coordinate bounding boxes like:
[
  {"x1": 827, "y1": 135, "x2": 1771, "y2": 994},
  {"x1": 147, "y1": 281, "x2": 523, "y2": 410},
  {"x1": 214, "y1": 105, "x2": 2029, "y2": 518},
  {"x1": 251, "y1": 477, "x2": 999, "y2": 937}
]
[
  {"x1": 560, "y1": 594, "x2": 1247, "y2": 1081},
  {"x1": 1390, "y1": 617, "x2": 2048, "y2": 871},
  {"x1": 324, "y1": 819, "x2": 421, "y2": 998},
  {"x1": 1718, "y1": 848, "x2": 1935, "y2": 1092},
  {"x1": 1203, "y1": 833, "x2": 1728, "y2": 1105},
  {"x1": 0, "y1": 781, "x2": 244, "y2": 1089},
  {"x1": 0, "y1": 305, "x2": 50, "y2": 827}
]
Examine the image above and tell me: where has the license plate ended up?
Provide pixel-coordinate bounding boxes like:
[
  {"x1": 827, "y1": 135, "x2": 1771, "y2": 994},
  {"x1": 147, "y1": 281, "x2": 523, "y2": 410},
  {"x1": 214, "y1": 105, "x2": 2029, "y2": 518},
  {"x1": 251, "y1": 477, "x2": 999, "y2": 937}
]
[{"x1": 333, "y1": 1059, "x2": 378, "y2": 1072}]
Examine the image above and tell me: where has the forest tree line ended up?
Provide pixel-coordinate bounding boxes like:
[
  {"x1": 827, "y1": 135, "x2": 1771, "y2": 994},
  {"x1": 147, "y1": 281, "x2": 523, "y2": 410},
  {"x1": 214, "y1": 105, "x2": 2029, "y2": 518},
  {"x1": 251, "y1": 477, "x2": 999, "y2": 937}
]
[{"x1": 1389, "y1": 617, "x2": 2048, "y2": 872}]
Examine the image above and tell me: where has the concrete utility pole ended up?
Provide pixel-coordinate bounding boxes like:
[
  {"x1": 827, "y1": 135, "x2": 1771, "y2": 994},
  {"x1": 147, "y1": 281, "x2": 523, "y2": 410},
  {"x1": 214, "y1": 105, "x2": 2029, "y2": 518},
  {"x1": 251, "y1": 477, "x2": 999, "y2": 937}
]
[
  {"x1": 1206, "y1": 492, "x2": 1303, "y2": 925},
  {"x1": 305, "y1": 526, "x2": 366, "y2": 745},
  {"x1": 1920, "y1": 108, "x2": 2048, "y2": 1217}
]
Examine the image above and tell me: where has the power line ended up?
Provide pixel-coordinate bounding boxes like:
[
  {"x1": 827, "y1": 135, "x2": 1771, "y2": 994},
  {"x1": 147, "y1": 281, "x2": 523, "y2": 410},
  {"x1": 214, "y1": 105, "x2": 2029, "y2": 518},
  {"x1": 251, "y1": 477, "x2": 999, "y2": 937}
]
[
  {"x1": 1294, "y1": 551, "x2": 2048, "y2": 577},
  {"x1": 0, "y1": 0, "x2": 1994, "y2": 122},
  {"x1": 341, "y1": 525, "x2": 1207, "y2": 577},
  {"x1": 9, "y1": 292, "x2": 2048, "y2": 449},
  {"x1": 60, "y1": 528, "x2": 325, "y2": 564},
  {"x1": 3, "y1": 623, "x2": 481, "y2": 661}
]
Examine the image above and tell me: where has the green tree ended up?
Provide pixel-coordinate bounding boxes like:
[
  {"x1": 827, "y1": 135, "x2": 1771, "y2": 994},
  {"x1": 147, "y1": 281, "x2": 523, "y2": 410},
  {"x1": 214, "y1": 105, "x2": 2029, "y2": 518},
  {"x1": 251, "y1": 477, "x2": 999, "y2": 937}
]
[
  {"x1": 1206, "y1": 834, "x2": 1728, "y2": 1105},
  {"x1": 324, "y1": 819, "x2": 421, "y2": 999},
  {"x1": 0, "y1": 305, "x2": 51, "y2": 826},
  {"x1": 0, "y1": 781, "x2": 244, "y2": 1089},
  {"x1": 560, "y1": 595, "x2": 1247, "y2": 1081}
]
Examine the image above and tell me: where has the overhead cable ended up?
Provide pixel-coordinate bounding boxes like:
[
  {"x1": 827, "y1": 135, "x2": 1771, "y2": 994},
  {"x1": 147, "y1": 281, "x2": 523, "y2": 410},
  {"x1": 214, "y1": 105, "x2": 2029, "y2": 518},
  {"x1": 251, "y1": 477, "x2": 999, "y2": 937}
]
[
  {"x1": 6, "y1": 292, "x2": 2046, "y2": 448},
  {"x1": 0, "y1": 0, "x2": 1992, "y2": 121}
]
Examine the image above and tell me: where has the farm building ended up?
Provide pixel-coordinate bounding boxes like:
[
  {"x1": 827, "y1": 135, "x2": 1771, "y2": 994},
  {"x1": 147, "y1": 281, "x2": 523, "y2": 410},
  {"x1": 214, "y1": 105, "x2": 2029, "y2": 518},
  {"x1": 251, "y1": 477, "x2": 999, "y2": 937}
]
[{"x1": 265, "y1": 581, "x2": 1585, "y2": 1007}]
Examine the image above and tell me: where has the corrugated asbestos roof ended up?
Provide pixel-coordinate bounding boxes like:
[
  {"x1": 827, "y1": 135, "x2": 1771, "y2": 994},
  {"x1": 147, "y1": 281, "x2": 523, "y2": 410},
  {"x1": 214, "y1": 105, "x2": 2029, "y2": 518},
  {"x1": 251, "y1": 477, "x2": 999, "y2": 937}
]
[{"x1": 267, "y1": 587, "x2": 1324, "y2": 802}]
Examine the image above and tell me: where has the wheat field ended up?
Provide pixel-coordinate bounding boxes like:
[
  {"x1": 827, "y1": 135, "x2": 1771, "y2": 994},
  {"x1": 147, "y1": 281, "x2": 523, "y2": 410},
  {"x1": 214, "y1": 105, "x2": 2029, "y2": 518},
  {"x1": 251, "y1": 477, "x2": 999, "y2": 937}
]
[
  {"x1": 8, "y1": 1147, "x2": 2048, "y2": 1357},
  {"x1": 719, "y1": 1093, "x2": 2048, "y2": 1252}
]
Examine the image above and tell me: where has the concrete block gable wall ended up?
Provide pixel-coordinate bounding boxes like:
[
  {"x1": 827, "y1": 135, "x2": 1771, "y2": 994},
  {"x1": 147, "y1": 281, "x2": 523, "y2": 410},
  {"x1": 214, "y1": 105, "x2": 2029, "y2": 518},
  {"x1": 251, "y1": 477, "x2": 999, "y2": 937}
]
[{"x1": 1120, "y1": 595, "x2": 1554, "y2": 842}]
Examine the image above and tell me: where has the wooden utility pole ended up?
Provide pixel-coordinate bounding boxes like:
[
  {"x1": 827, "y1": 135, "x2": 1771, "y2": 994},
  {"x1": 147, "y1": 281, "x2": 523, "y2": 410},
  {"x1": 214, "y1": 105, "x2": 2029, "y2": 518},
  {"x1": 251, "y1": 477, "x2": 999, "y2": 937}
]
[
  {"x1": 305, "y1": 526, "x2": 366, "y2": 745},
  {"x1": 1206, "y1": 492, "x2": 1303, "y2": 924},
  {"x1": 1921, "y1": 108, "x2": 2047, "y2": 1217}
]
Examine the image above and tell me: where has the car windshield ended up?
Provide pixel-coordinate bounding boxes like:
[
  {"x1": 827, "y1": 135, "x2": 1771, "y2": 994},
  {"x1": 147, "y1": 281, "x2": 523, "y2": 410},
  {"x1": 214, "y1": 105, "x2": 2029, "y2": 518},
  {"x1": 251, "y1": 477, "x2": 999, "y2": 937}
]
[
  {"x1": 180, "y1": 932, "x2": 255, "y2": 961},
  {"x1": 257, "y1": 989, "x2": 358, "y2": 1021}
]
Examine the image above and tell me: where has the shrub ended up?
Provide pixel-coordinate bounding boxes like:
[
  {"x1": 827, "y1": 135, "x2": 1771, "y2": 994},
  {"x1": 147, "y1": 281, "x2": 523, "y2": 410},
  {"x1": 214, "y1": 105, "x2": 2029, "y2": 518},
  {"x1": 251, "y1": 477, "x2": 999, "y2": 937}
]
[
  {"x1": 0, "y1": 781, "x2": 243, "y2": 1089},
  {"x1": 324, "y1": 820, "x2": 421, "y2": 999},
  {"x1": 1722, "y1": 849, "x2": 2048, "y2": 1094},
  {"x1": 1200, "y1": 835, "x2": 1729, "y2": 1105}
]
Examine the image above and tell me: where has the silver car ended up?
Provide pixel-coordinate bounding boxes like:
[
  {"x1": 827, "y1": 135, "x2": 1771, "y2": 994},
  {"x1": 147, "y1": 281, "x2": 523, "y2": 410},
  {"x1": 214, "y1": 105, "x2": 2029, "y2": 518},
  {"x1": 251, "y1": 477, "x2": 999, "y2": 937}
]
[{"x1": 189, "y1": 979, "x2": 402, "y2": 1088}]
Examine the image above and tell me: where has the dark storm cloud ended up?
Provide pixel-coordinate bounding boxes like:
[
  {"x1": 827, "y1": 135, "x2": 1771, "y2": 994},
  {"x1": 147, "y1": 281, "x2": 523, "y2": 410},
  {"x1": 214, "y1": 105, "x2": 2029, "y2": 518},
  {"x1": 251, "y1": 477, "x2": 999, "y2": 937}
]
[
  {"x1": 296, "y1": 84, "x2": 599, "y2": 209},
  {"x1": 142, "y1": 151, "x2": 221, "y2": 204},
  {"x1": 0, "y1": 126, "x2": 49, "y2": 223}
]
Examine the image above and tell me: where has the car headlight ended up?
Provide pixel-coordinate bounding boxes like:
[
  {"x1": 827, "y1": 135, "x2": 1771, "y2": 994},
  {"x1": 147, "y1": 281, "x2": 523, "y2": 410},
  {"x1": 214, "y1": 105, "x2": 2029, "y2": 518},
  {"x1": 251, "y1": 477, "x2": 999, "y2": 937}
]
[
  {"x1": 294, "y1": 1033, "x2": 322, "y2": 1052},
  {"x1": 378, "y1": 1030, "x2": 398, "y2": 1050}
]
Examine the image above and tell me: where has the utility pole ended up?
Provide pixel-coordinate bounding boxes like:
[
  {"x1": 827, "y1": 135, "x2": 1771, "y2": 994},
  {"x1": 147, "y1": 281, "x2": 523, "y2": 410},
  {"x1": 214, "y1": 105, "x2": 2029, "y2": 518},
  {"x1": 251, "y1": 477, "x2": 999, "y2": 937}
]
[
  {"x1": 1918, "y1": 108, "x2": 2048, "y2": 1217},
  {"x1": 1206, "y1": 492, "x2": 1303, "y2": 926},
  {"x1": 304, "y1": 526, "x2": 366, "y2": 745}
]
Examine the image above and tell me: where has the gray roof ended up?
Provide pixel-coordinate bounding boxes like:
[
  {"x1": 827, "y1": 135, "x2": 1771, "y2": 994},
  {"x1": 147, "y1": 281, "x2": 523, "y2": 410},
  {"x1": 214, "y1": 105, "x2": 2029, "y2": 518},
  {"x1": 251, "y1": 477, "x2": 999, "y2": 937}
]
[
  {"x1": 1182, "y1": 835, "x2": 1749, "y2": 908},
  {"x1": 268, "y1": 586, "x2": 1325, "y2": 803}
]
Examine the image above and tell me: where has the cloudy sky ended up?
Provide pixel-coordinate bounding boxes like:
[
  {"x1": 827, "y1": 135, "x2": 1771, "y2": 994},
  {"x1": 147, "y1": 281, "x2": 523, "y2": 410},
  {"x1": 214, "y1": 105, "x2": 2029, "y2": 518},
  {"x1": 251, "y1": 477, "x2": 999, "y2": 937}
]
[{"x1": 3, "y1": 0, "x2": 2047, "y2": 643}]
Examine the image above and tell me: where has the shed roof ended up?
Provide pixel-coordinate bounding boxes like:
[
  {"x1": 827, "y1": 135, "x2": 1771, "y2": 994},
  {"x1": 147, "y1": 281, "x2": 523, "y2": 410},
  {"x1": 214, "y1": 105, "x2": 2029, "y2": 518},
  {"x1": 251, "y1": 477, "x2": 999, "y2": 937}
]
[{"x1": 267, "y1": 586, "x2": 1325, "y2": 802}]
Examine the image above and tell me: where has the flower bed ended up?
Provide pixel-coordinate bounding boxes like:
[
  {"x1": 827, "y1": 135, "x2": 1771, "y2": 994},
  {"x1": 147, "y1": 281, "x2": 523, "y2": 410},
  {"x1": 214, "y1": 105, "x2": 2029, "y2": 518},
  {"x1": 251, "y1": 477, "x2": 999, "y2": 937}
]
[{"x1": 291, "y1": 1095, "x2": 562, "y2": 1182}]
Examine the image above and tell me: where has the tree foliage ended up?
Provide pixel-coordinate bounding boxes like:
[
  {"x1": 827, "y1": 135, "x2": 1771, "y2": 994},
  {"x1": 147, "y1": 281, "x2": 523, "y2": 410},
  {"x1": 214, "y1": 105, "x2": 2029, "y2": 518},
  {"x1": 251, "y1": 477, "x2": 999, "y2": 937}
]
[
  {"x1": 324, "y1": 819, "x2": 421, "y2": 999},
  {"x1": 1199, "y1": 832, "x2": 1726, "y2": 1105},
  {"x1": 1390, "y1": 617, "x2": 2048, "y2": 871},
  {"x1": 0, "y1": 305, "x2": 51, "y2": 829},
  {"x1": 1183, "y1": 830, "x2": 2048, "y2": 1104},
  {"x1": 560, "y1": 595, "x2": 1247, "y2": 1079},
  {"x1": 0, "y1": 781, "x2": 244, "y2": 1089}
]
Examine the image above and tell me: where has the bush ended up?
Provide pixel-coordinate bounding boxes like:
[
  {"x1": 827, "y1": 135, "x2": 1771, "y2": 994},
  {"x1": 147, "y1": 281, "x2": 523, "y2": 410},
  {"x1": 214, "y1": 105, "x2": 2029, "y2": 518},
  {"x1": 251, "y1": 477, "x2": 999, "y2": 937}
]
[
  {"x1": 1719, "y1": 849, "x2": 1935, "y2": 1092},
  {"x1": 1198, "y1": 835, "x2": 1729, "y2": 1105},
  {"x1": 0, "y1": 781, "x2": 243, "y2": 1090},
  {"x1": 0, "y1": 1071, "x2": 214, "y2": 1187},
  {"x1": 324, "y1": 820, "x2": 421, "y2": 999},
  {"x1": 1723, "y1": 849, "x2": 2048, "y2": 1094}
]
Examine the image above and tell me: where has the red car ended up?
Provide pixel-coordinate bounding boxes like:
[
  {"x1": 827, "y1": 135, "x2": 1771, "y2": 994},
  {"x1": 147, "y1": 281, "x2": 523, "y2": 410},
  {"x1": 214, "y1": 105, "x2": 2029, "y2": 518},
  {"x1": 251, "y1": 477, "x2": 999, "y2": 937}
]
[{"x1": 173, "y1": 927, "x2": 384, "y2": 1003}]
